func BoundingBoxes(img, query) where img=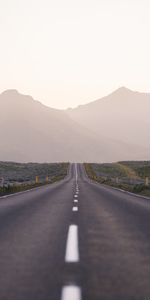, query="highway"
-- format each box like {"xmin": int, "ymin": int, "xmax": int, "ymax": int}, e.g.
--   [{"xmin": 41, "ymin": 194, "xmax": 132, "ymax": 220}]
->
[{"xmin": 0, "ymin": 164, "xmax": 150, "ymax": 300}]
